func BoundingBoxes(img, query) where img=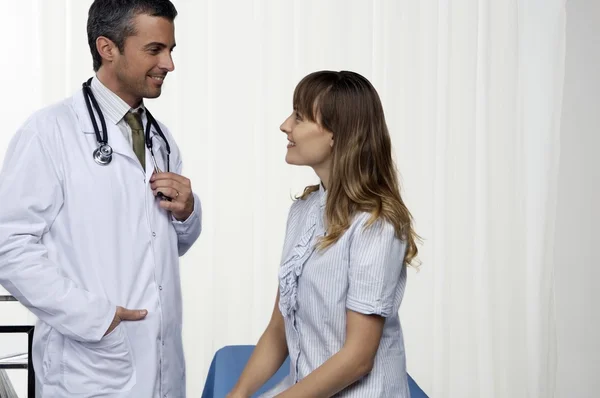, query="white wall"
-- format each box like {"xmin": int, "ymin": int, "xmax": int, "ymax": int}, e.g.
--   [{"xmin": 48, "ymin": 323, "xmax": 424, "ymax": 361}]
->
[{"xmin": 554, "ymin": 0, "xmax": 600, "ymax": 397}]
